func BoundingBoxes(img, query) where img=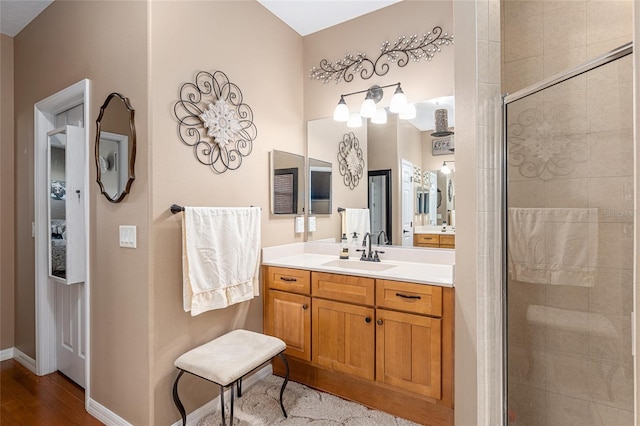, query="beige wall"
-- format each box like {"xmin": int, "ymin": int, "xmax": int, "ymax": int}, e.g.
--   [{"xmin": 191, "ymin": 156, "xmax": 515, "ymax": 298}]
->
[
  {"xmin": 1, "ymin": 34, "xmax": 15, "ymax": 351},
  {"xmin": 148, "ymin": 1, "xmax": 304, "ymax": 423},
  {"xmin": 13, "ymin": 0, "xmax": 150, "ymax": 423}
]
